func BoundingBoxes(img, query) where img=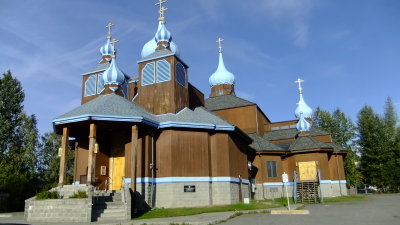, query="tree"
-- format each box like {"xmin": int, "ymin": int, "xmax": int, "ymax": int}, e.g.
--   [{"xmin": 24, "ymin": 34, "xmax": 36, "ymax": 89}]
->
[
  {"xmin": 37, "ymin": 132, "xmax": 62, "ymax": 188},
  {"xmin": 313, "ymin": 107, "xmax": 361, "ymax": 187},
  {"xmin": 0, "ymin": 71, "xmax": 39, "ymax": 211}
]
